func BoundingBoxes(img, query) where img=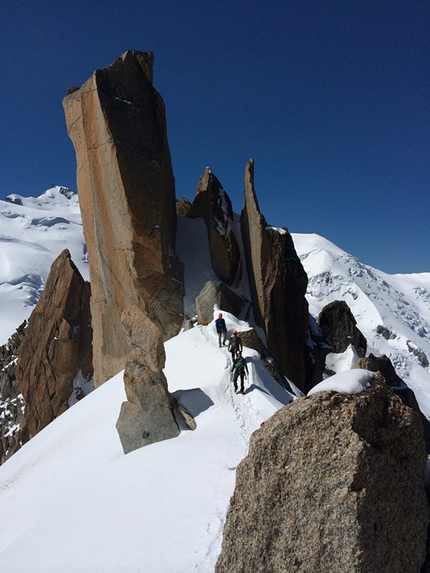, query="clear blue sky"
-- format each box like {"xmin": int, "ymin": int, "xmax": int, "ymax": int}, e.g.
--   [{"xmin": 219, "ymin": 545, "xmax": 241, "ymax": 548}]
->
[{"xmin": 1, "ymin": 0, "xmax": 429, "ymax": 274}]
